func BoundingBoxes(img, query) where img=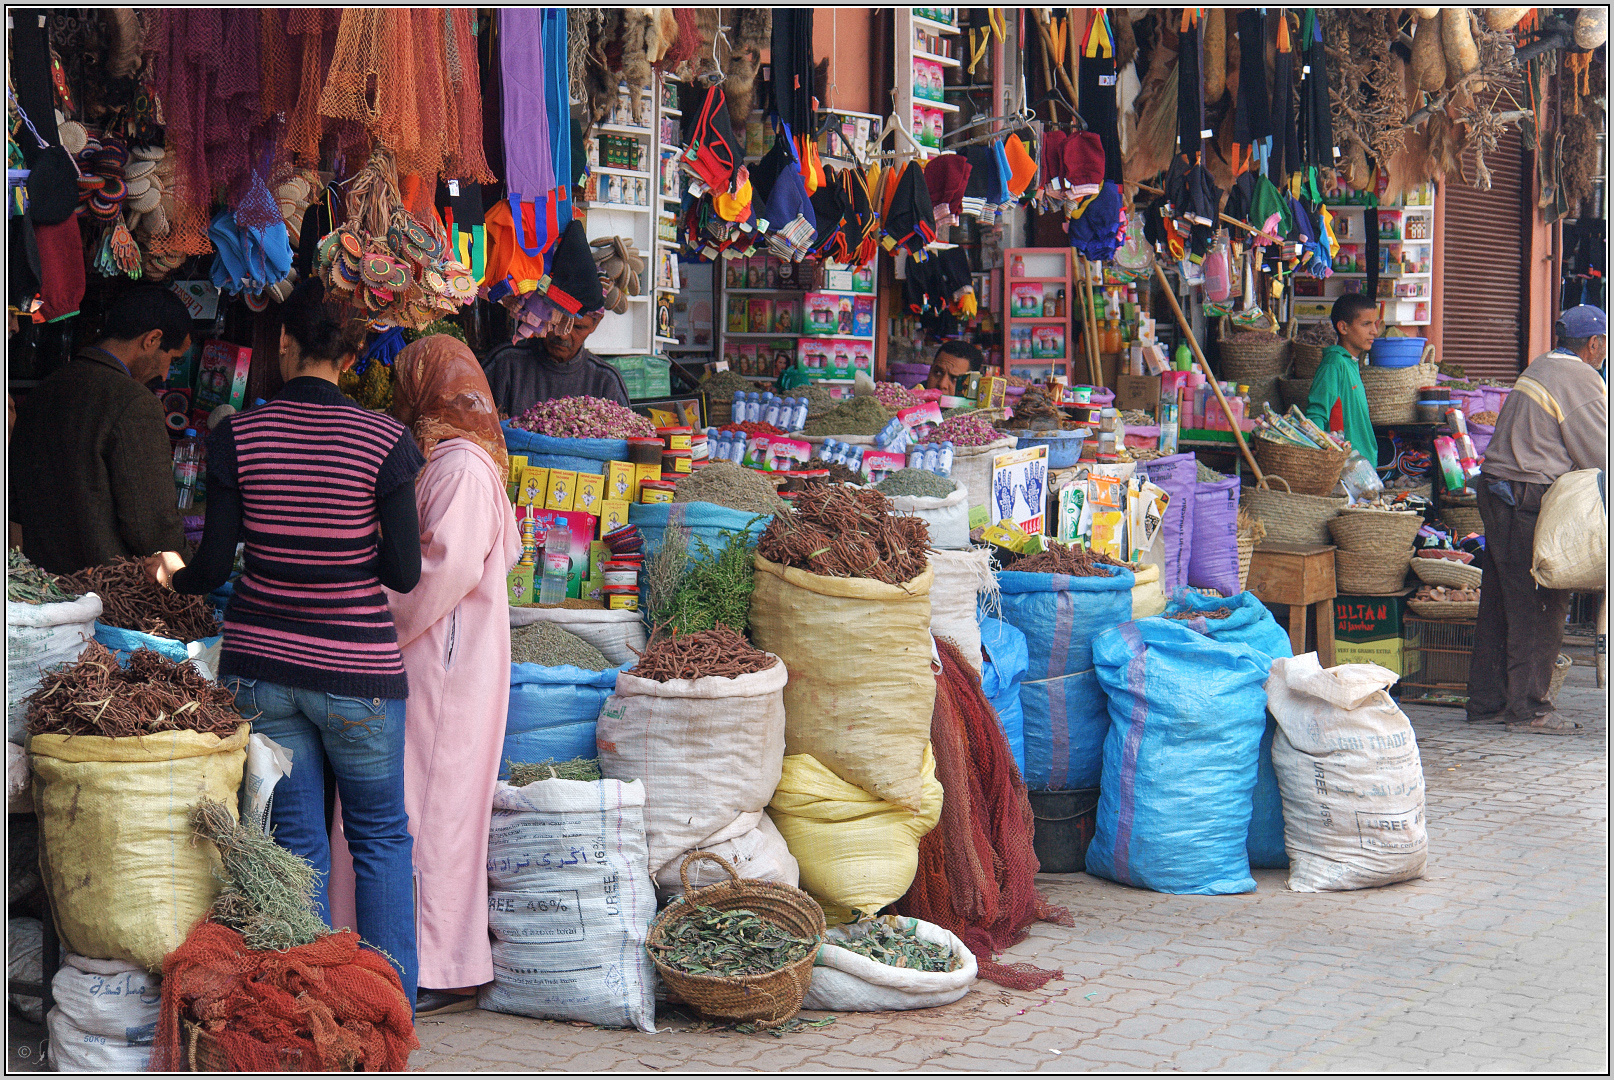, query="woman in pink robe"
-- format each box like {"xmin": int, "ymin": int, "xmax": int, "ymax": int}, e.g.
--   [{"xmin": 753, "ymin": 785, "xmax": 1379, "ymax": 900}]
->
[{"xmin": 328, "ymin": 334, "xmax": 519, "ymax": 1016}]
